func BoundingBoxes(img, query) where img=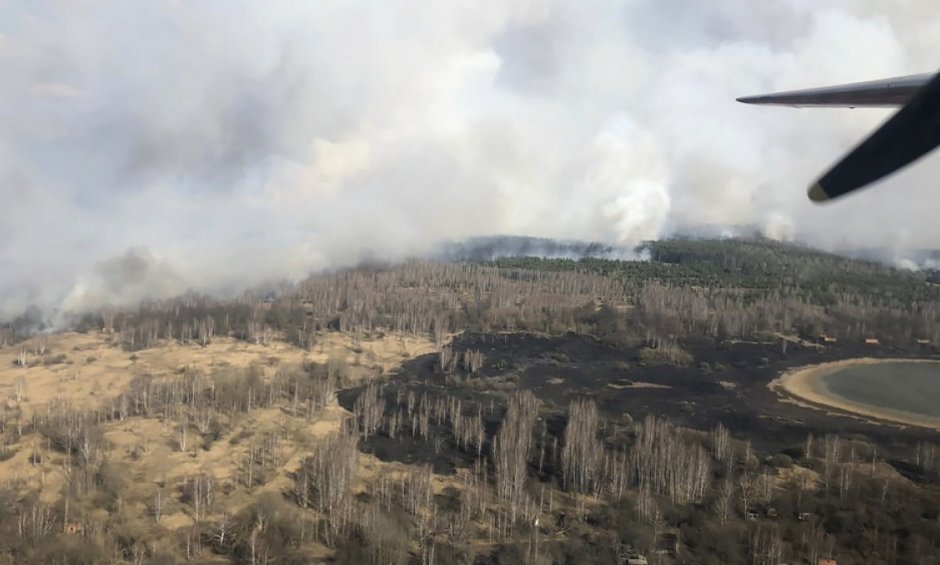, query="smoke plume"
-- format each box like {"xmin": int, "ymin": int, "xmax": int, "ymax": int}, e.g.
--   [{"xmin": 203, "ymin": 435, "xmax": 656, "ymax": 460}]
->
[{"xmin": 2, "ymin": 0, "xmax": 939, "ymax": 320}]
